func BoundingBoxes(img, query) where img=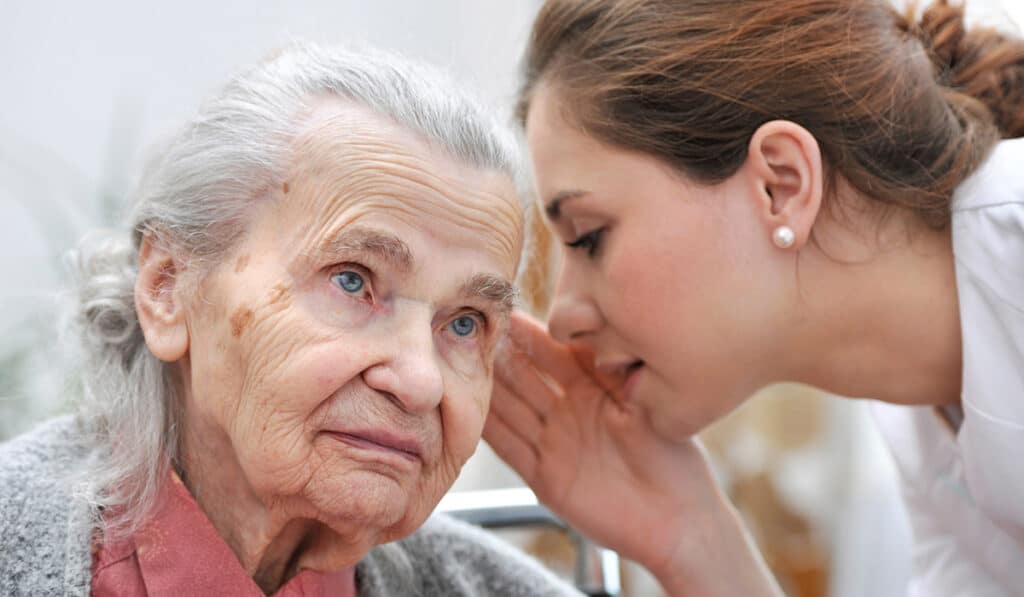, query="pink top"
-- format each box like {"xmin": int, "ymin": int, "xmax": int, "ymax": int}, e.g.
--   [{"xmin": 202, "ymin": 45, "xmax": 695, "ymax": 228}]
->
[{"xmin": 91, "ymin": 473, "xmax": 357, "ymax": 597}]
